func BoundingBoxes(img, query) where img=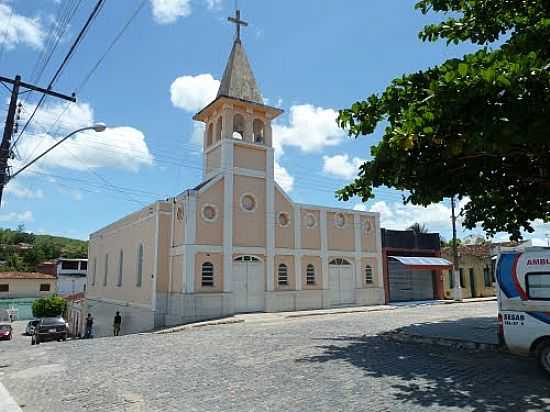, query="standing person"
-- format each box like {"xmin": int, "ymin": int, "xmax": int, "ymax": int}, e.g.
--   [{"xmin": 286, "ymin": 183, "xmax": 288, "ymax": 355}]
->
[
  {"xmin": 85, "ymin": 313, "xmax": 94, "ymax": 338},
  {"xmin": 113, "ymin": 312, "xmax": 122, "ymax": 336}
]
